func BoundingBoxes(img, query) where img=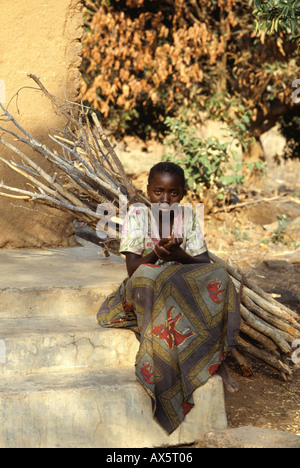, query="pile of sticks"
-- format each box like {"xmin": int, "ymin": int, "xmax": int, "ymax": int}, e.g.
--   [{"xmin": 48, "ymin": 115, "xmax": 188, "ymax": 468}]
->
[
  {"xmin": 0, "ymin": 75, "xmax": 299, "ymax": 380},
  {"xmin": 0, "ymin": 74, "xmax": 147, "ymax": 255},
  {"xmin": 209, "ymin": 252, "xmax": 300, "ymax": 381}
]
